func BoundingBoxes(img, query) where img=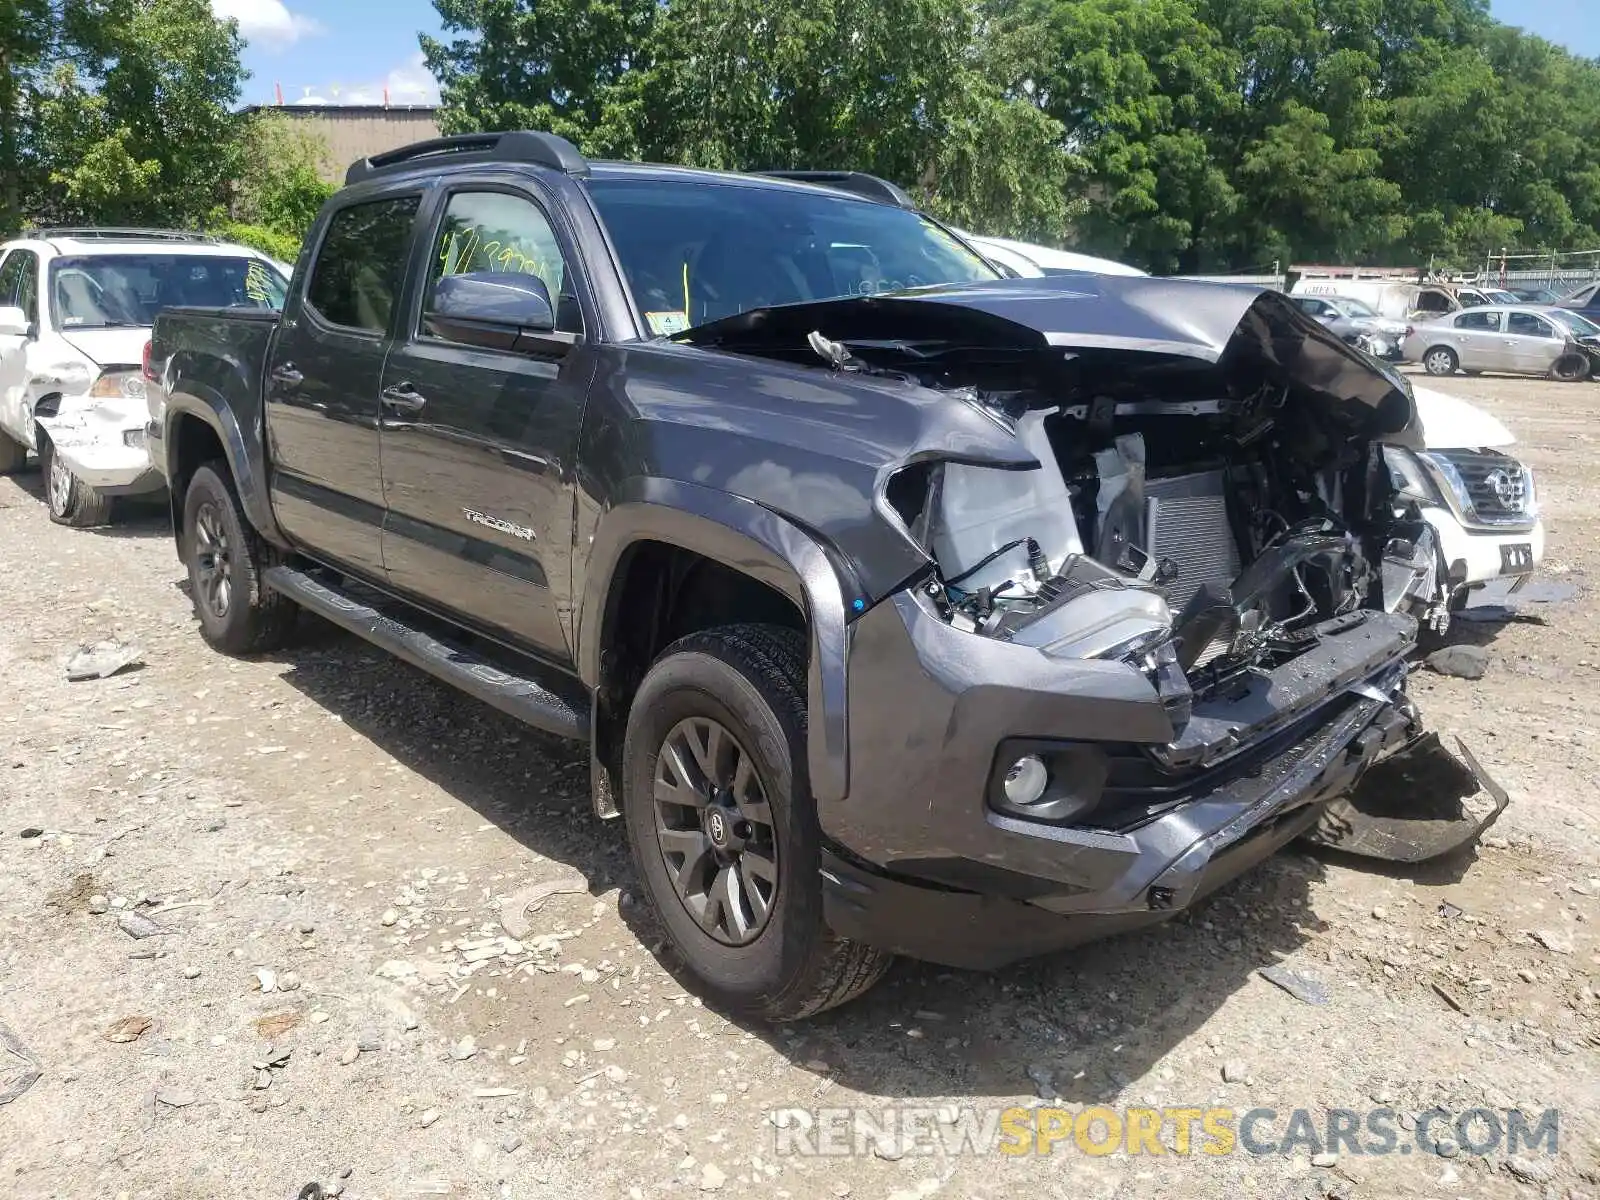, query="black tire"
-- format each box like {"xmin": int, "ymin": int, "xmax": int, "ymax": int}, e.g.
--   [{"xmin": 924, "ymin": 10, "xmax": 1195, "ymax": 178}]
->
[
  {"xmin": 181, "ymin": 461, "xmax": 297, "ymax": 654},
  {"xmin": 1423, "ymin": 346, "xmax": 1458, "ymax": 376},
  {"xmin": 0, "ymin": 430, "xmax": 26, "ymax": 474},
  {"xmin": 622, "ymin": 624, "xmax": 892, "ymax": 1020},
  {"xmin": 1551, "ymin": 353, "xmax": 1590, "ymax": 383},
  {"xmin": 39, "ymin": 436, "xmax": 112, "ymax": 527}
]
